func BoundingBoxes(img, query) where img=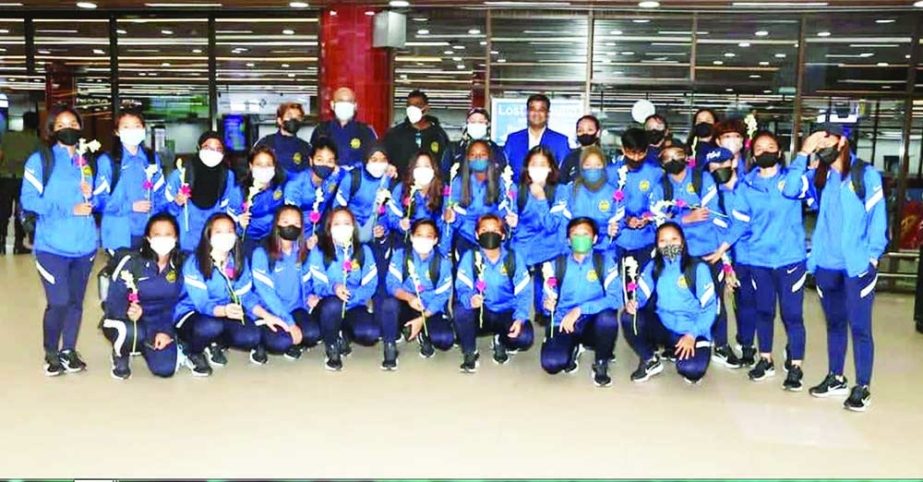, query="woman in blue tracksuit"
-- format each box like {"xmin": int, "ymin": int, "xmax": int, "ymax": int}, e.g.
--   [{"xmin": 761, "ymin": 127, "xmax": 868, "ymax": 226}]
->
[
  {"xmin": 379, "ymin": 219, "xmax": 454, "ymax": 370},
  {"xmin": 386, "ymin": 151, "xmax": 451, "ymax": 255},
  {"xmin": 685, "ymin": 108, "xmax": 720, "ymax": 169},
  {"xmin": 97, "ymin": 110, "xmax": 166, "ymax": 253},
  {"xmin": 625, "ymin": 222, "xmax": 716, "ymax": 384},
  {"xmin": 612, "ymin": 128, "xmax": 662, "ymax": 279},
  {"xmin": 793, "ymin": 126, "xmax": 888, "ymax": 412},
  {"xmin": 558, "ymin": 145, "xmax": 620, "ymax": 254},
  {"xmin": 165, "ymin": 131, "xmax": 236, "ymax": 253},
  {"xmin": 440, "ymin": 107, "xmax": 507, "ymax": 180},
  {"xmin": 229, "ymin": 146, "xmax": 286, "ymax": 258},
  {"xmin": 283, "ymin": 136, "xmax": 344, "ymax": 247},
  {"xmin": 649, "ymin": 144, "xmax": 739, "ymax": 368},
  {"xmin": 251, "ymin": 205, "xmax": 317, "ymax": 363},
  {"xmin": 733, "ymin": 131, "xmax": 813, "ymax": 390},
  {"xmin": 539, "ymin": 216, "xmax": 621, "ymax": 388},
  {"xmin": 455, "ymin": 213, "xmax": 534, "ymax": 373},
  {"xmin": 102, "ymin": 213, "xmax": 182, "ymax": 380},
  {"xmin": 21, "ymin": 106, "xmax": 101, "ymax": 376},
  {"xmin": 307, "ymin": 206, "xmax": 378, "ymax": 371},
  {"xmin": 174, "ymin": 213, "xmax": 288, "ymax": 376},
  {"xmin": 511, "ymin": 145, "xmax": 568, "ymax": 326},
  {"xmin": 445, "ymin": 139, "xmax": 505, "ymax": 256}
]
